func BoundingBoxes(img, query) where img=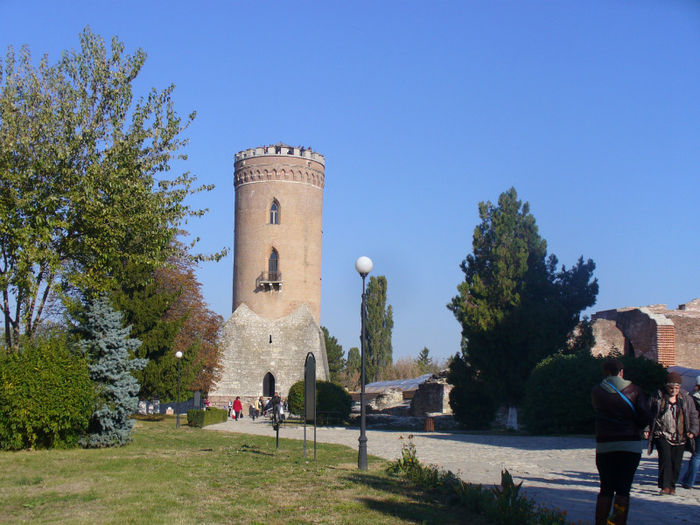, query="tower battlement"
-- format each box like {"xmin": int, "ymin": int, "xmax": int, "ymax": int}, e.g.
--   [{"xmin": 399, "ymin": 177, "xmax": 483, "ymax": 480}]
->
[{"xmin": 234, "ymin": 143, "xmax": 325, "ymax": 165}]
